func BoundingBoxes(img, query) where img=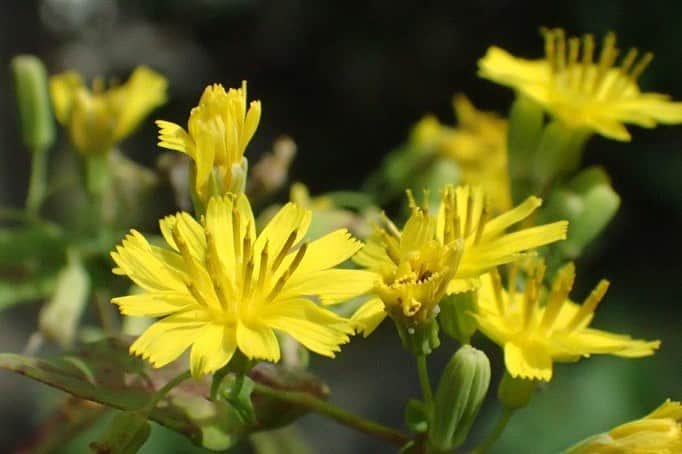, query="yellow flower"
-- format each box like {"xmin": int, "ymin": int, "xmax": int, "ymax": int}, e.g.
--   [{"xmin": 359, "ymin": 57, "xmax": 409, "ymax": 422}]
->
[
  {"xmin": 111, "ymin": 194, "xmax": 375, "ymax": 378},
  {"xmin": 156, "ymin": 82, "xmax": 261, "ymax": 205},
  {"xmin": 474, "ymin": 262, "xmax": 660, "ymax": 381},
  {"xmin": 412, "ymin": 95, "xmax": 511, "ymax": 212},
  {"xmin": 50, "ymin": 66, "xmax": 167, "ymax": 154},
  {"xmin": 351, "ymin": 185, "xmax": 568, "ymax": 336},
  {"xmin": 478, "ymin": 28, "xmax": 682, "ymax": 141},
  {"xmin": 565, "ymin": 399, "xmax": 682, "ymax": 453}
]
